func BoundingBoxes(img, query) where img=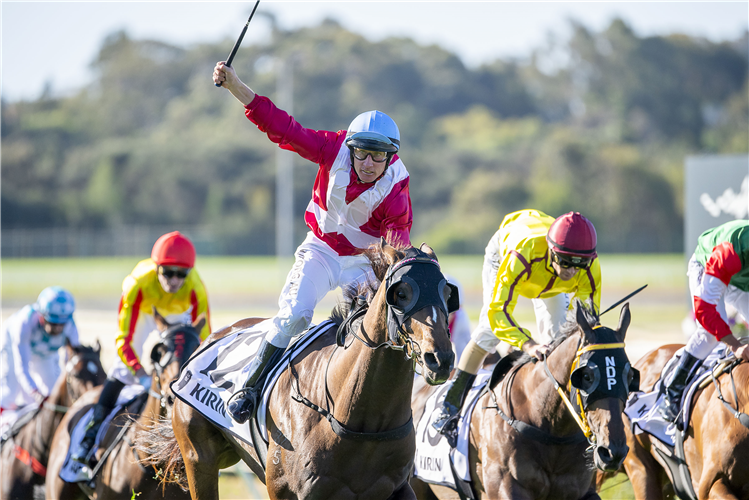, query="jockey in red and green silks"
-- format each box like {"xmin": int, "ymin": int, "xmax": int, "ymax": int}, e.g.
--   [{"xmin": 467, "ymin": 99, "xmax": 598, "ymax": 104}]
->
[{"xmin": 661, "ymin": 220, "xmax": 749, "ymax": 421}]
